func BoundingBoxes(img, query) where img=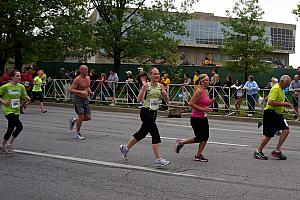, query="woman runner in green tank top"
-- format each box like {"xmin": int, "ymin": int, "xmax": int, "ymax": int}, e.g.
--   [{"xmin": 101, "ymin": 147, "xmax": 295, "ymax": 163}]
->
[{"xmin": 119, "ymin": 67, "xmax": 171, "ymax": 166}]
